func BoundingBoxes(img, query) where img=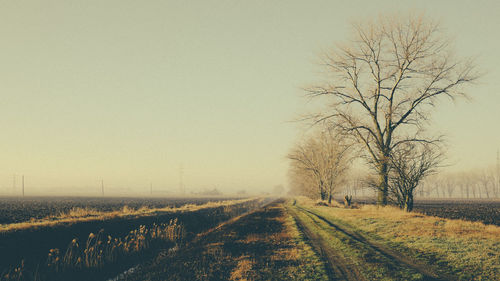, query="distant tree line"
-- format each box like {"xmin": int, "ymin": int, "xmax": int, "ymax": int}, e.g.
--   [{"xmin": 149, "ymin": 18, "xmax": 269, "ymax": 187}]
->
[{"xmin": 419, "ymin": 167, "xmax": 500, "ymax": 199}]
